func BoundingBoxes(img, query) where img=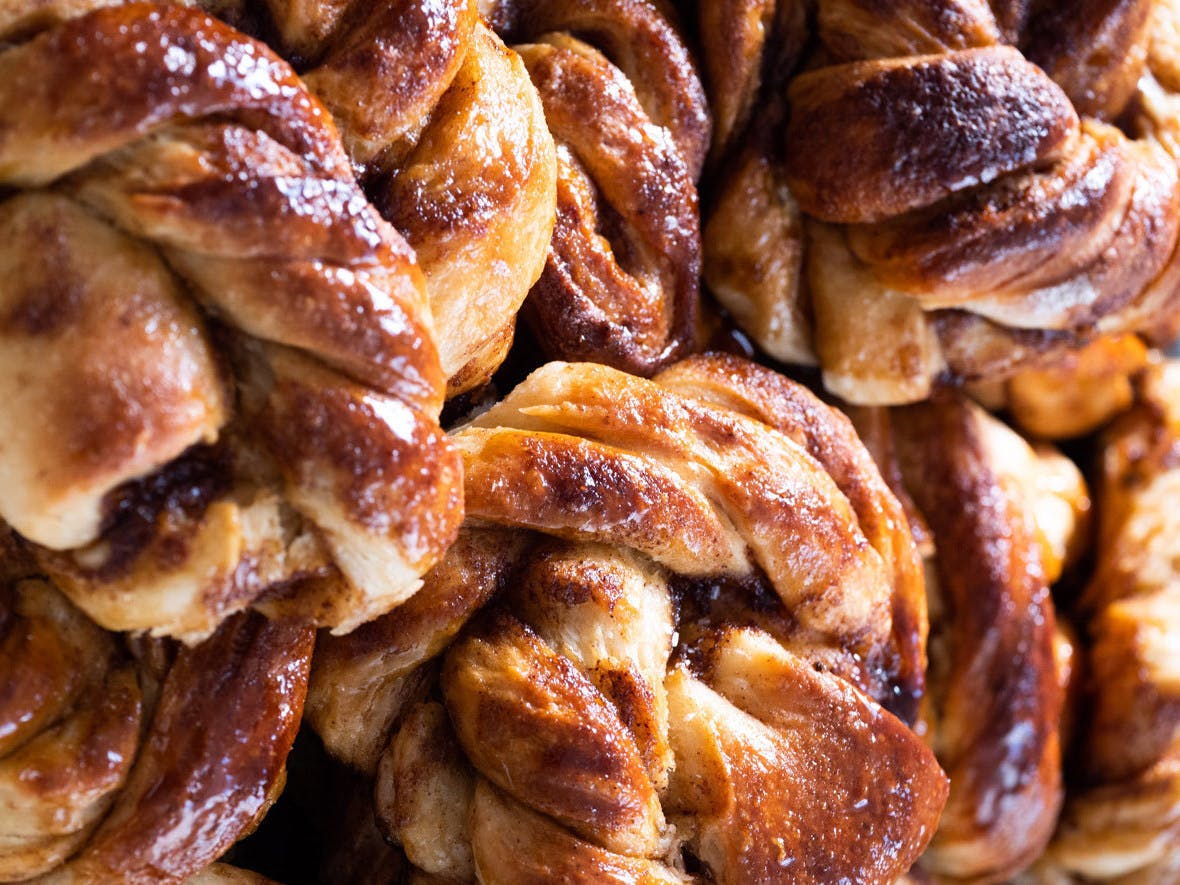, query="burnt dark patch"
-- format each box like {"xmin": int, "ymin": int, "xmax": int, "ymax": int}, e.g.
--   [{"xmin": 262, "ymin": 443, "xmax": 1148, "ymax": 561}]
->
[{"xmin": 94, "ymin": 443, "xmax": 233, "ymax": 578}]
